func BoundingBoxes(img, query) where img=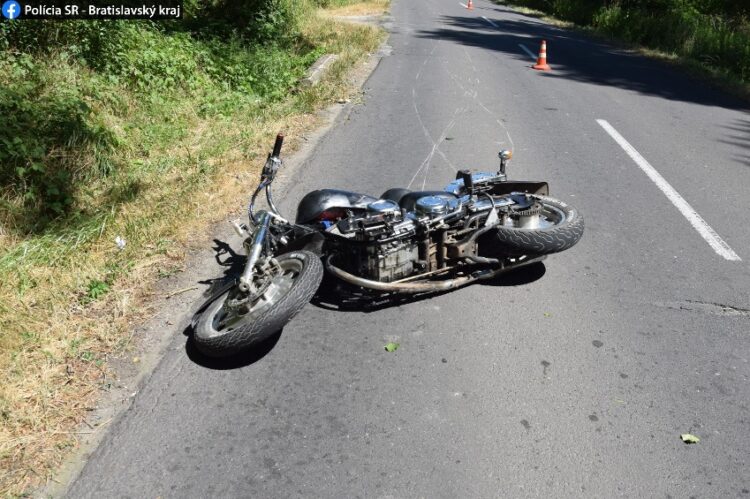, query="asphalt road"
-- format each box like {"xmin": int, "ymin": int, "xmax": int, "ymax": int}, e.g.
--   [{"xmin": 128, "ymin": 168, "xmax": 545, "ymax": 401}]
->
[{"xmin": 67, "ymin": 0, "xmax": 750, "ymax": 497}]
